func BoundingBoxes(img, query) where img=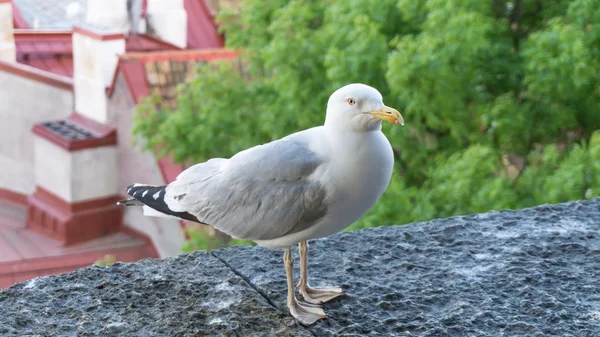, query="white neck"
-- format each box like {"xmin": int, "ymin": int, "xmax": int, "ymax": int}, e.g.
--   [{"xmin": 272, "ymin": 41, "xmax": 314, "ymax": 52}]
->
[{"xmin": 324, "ymin": 114, "xmax": 382, "ymax": 132}]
